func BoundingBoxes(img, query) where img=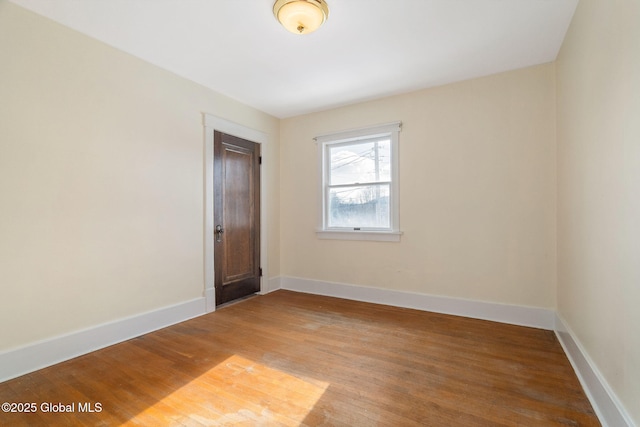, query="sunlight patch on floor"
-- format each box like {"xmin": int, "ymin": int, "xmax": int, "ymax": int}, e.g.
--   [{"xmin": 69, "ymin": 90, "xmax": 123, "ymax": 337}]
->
[{"xmin": 130, "ymin": 354, "xmax": 330, "ymax": 426}]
